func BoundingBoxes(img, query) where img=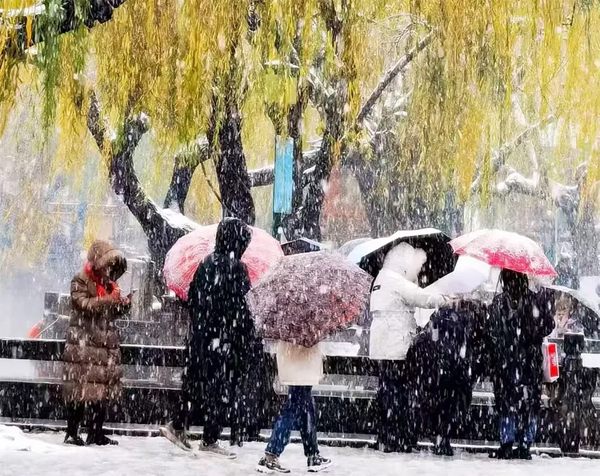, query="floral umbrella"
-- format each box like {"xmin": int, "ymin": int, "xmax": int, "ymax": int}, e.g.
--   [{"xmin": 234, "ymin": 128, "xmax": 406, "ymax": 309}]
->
[
  {"xmin": 163, "ymin": 224, "xmax": 283, "ymax": 300},
  {"xmin": 247, "ymin": 251, "xmax": 373, "ymax": 348}
]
